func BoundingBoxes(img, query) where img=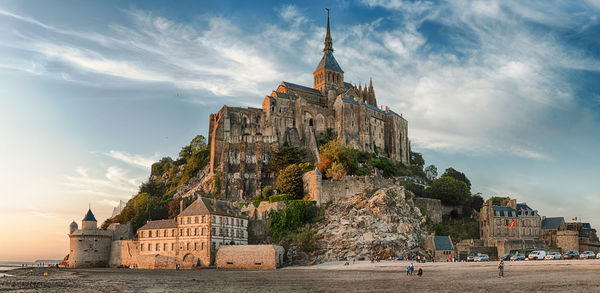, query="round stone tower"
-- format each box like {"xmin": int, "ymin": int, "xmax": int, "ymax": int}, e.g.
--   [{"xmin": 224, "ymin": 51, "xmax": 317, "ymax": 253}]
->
[
  {"xmin": 69, "ymin": 221, "xmax": 78, "ymax": 234},
  {"xmin": 68, "ymin": 209, "xmax": 113, "ymax": 268}
]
